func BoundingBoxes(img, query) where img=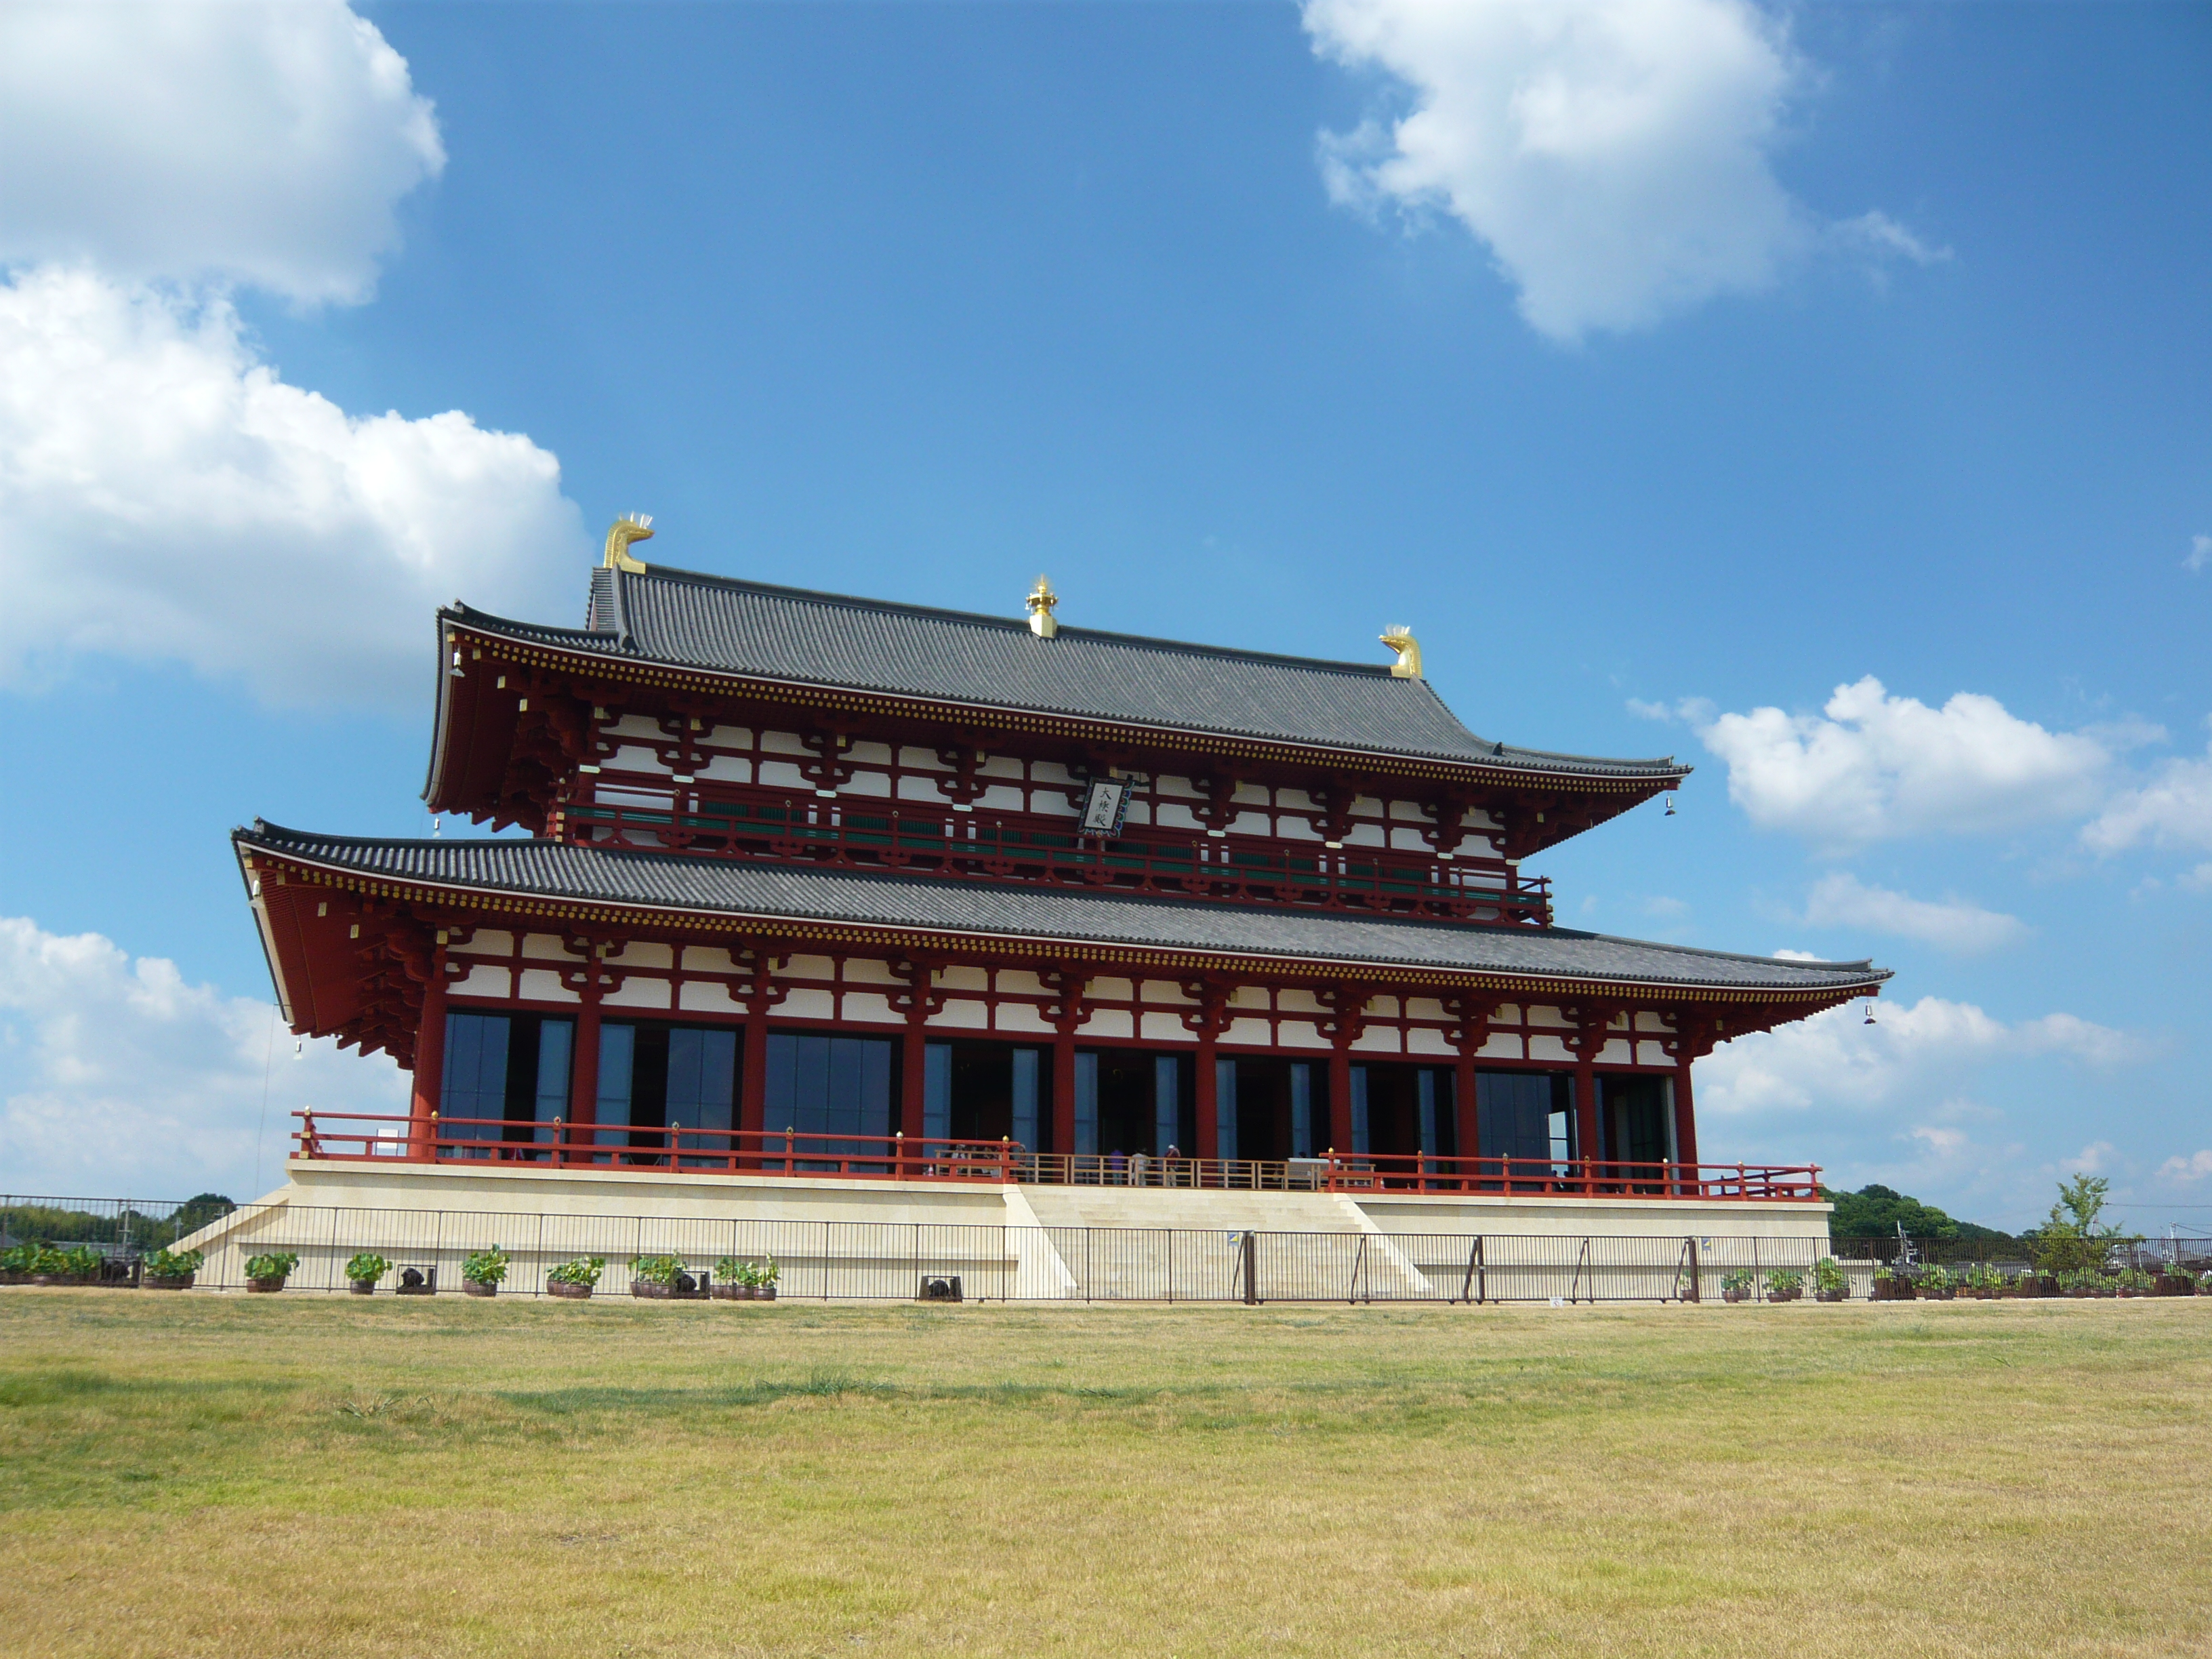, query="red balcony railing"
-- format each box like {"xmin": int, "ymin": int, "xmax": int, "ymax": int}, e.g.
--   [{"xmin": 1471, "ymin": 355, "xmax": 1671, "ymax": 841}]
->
[
  {"xmin": 552, "ymin": 785, "xmax": 1553, "ymax": 925},
  {"xmin": 291, "ymin": 1113, "xmax": 1818, "ymax": 1200}
]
